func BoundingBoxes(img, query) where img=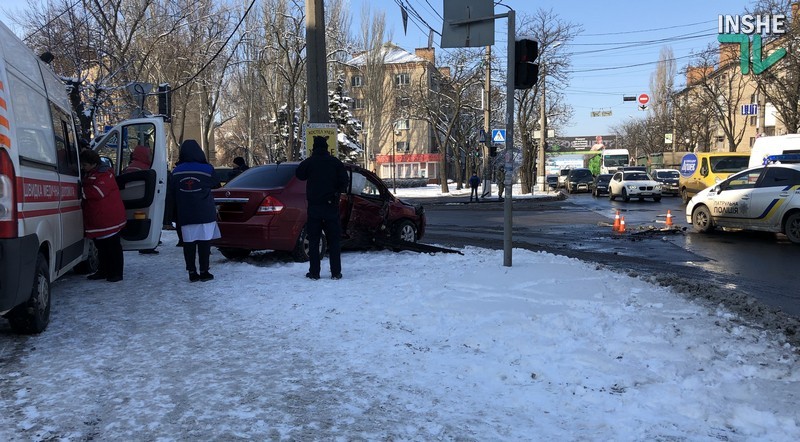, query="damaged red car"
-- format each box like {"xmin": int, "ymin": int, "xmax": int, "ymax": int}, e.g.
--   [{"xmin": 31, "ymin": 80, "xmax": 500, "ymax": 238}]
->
[{"xmin": 211, "ymin": 162, "xmax": 426, "ymax": 261}]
